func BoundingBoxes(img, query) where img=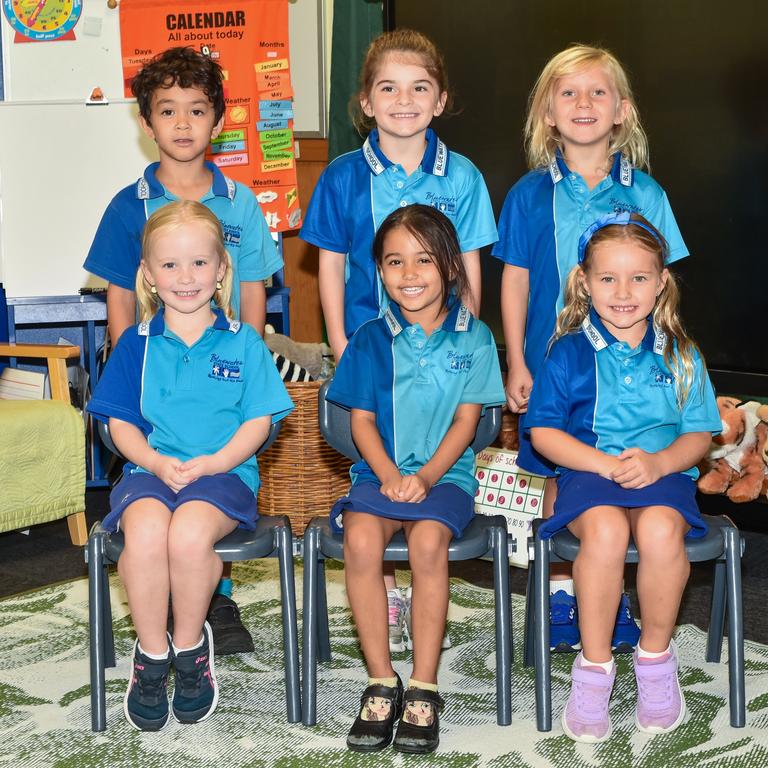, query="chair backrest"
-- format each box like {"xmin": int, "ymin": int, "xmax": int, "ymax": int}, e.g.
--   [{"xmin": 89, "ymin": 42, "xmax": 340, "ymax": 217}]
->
[
  {"xmin": 318, "ymin": 378, "xmax": 501, "ymax": 463},
  {"xmin": 97, "ymin": 418, "xmax": 281, "ymax": 460}
]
